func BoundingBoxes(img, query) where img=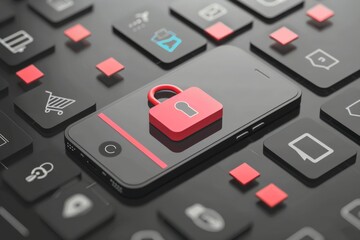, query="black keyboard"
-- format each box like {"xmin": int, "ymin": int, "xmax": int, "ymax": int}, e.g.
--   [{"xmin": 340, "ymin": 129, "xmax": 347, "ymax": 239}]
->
[{"xmin": 0, "ymin": 0, "xmax": 359, "ymax": 239}]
